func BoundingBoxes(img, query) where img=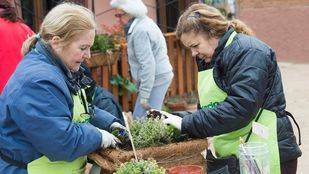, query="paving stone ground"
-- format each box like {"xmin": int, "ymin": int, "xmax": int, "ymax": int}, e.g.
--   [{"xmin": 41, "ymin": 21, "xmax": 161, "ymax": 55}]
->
[{"xmin": 279, "ymin": 62, "xmax": 309, "ymax": 174}]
